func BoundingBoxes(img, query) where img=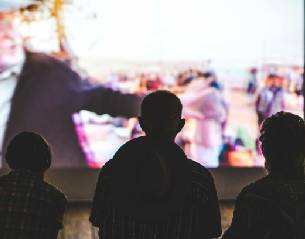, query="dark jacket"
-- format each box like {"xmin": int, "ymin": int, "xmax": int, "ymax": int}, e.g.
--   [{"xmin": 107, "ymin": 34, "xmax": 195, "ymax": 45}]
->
[
  {"xmin": 90, "ymin": 136, "xmax": 222, "ymax": 239},
  {"xmin": 223, "ymin": 175, "xmax": 305, "ymax": 239},
  {"xmin": 3, "ymin": 52, "xmax": 141, "ymax": 167}
]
